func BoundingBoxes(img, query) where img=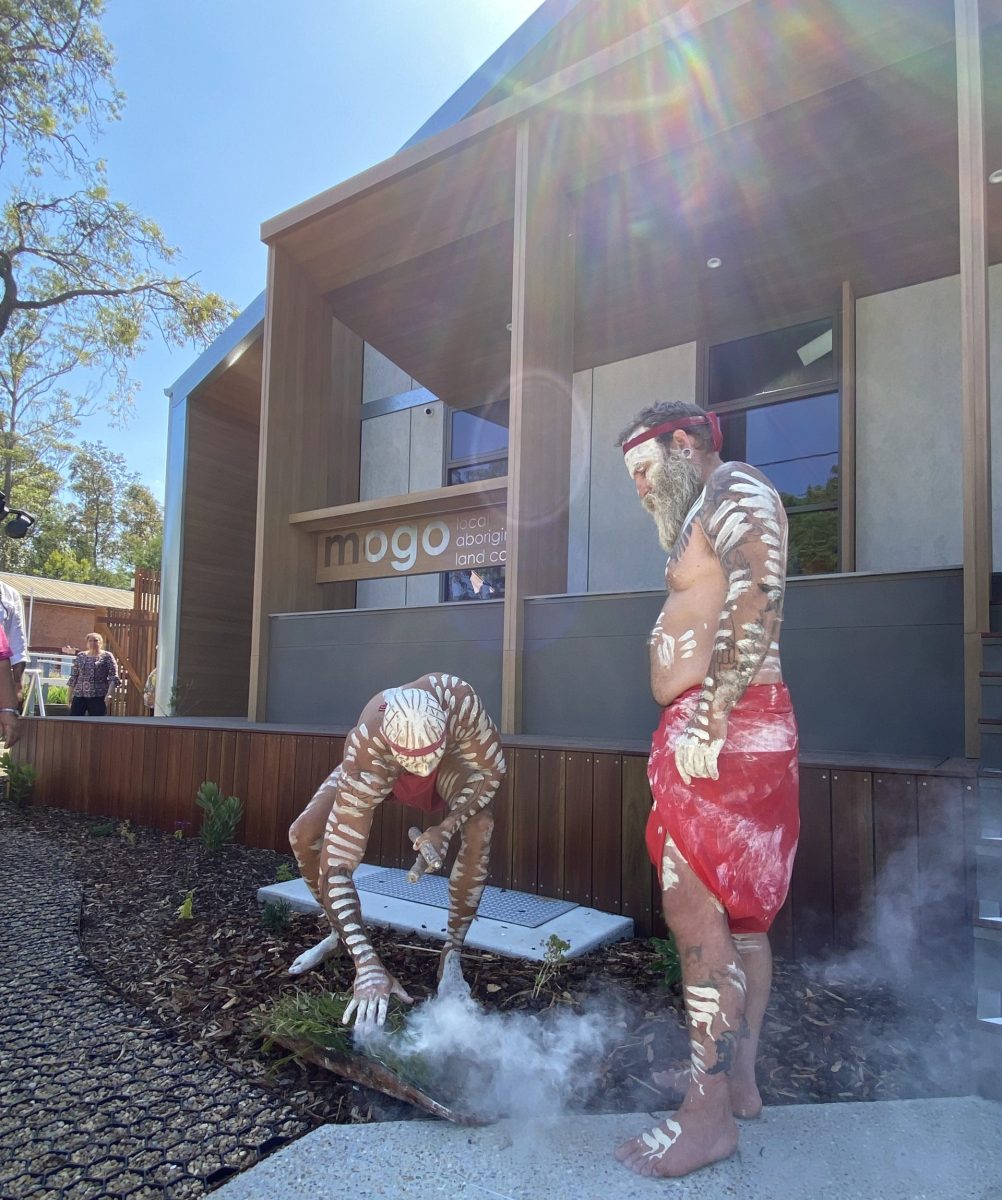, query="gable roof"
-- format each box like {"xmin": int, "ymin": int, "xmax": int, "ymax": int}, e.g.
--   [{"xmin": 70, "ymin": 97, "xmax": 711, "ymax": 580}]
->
[{"xmin": 0, "ymin": 572, "xmax": 135, "ymax": 610}]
